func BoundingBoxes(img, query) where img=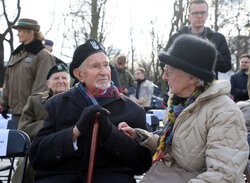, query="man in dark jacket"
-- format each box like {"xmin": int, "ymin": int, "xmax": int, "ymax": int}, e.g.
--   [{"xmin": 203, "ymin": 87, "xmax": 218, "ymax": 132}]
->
[
  {"xmin": 165, "ymin": 0, "xmax": 231, "ymax": 79},
  {"xmin": 230, "ymin": 54, "xmax": 250, "ymax": 102},
  {"xmin": 29, "ymin": 39, "xmax": 152, "ymax": 183}
]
